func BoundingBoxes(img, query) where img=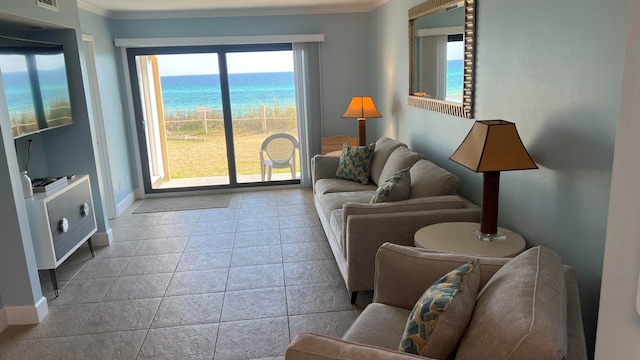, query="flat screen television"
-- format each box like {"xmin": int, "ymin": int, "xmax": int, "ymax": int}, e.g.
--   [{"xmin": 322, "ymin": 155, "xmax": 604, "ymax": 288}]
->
[{"xmin": 0, "ymin": 35, "xmax": 73, "ymax": 139}]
